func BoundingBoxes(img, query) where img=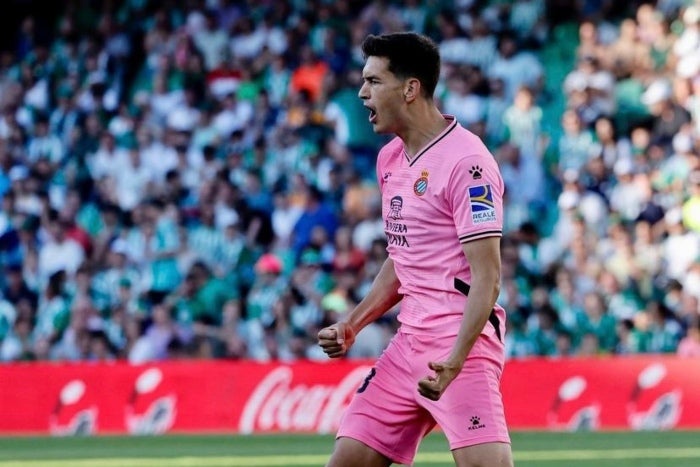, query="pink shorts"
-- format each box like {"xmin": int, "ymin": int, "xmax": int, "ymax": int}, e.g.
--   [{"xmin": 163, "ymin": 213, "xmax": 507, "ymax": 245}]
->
[{"xmin": 337, "ymin": 328, "xmax": 510, "ymax": 465}]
